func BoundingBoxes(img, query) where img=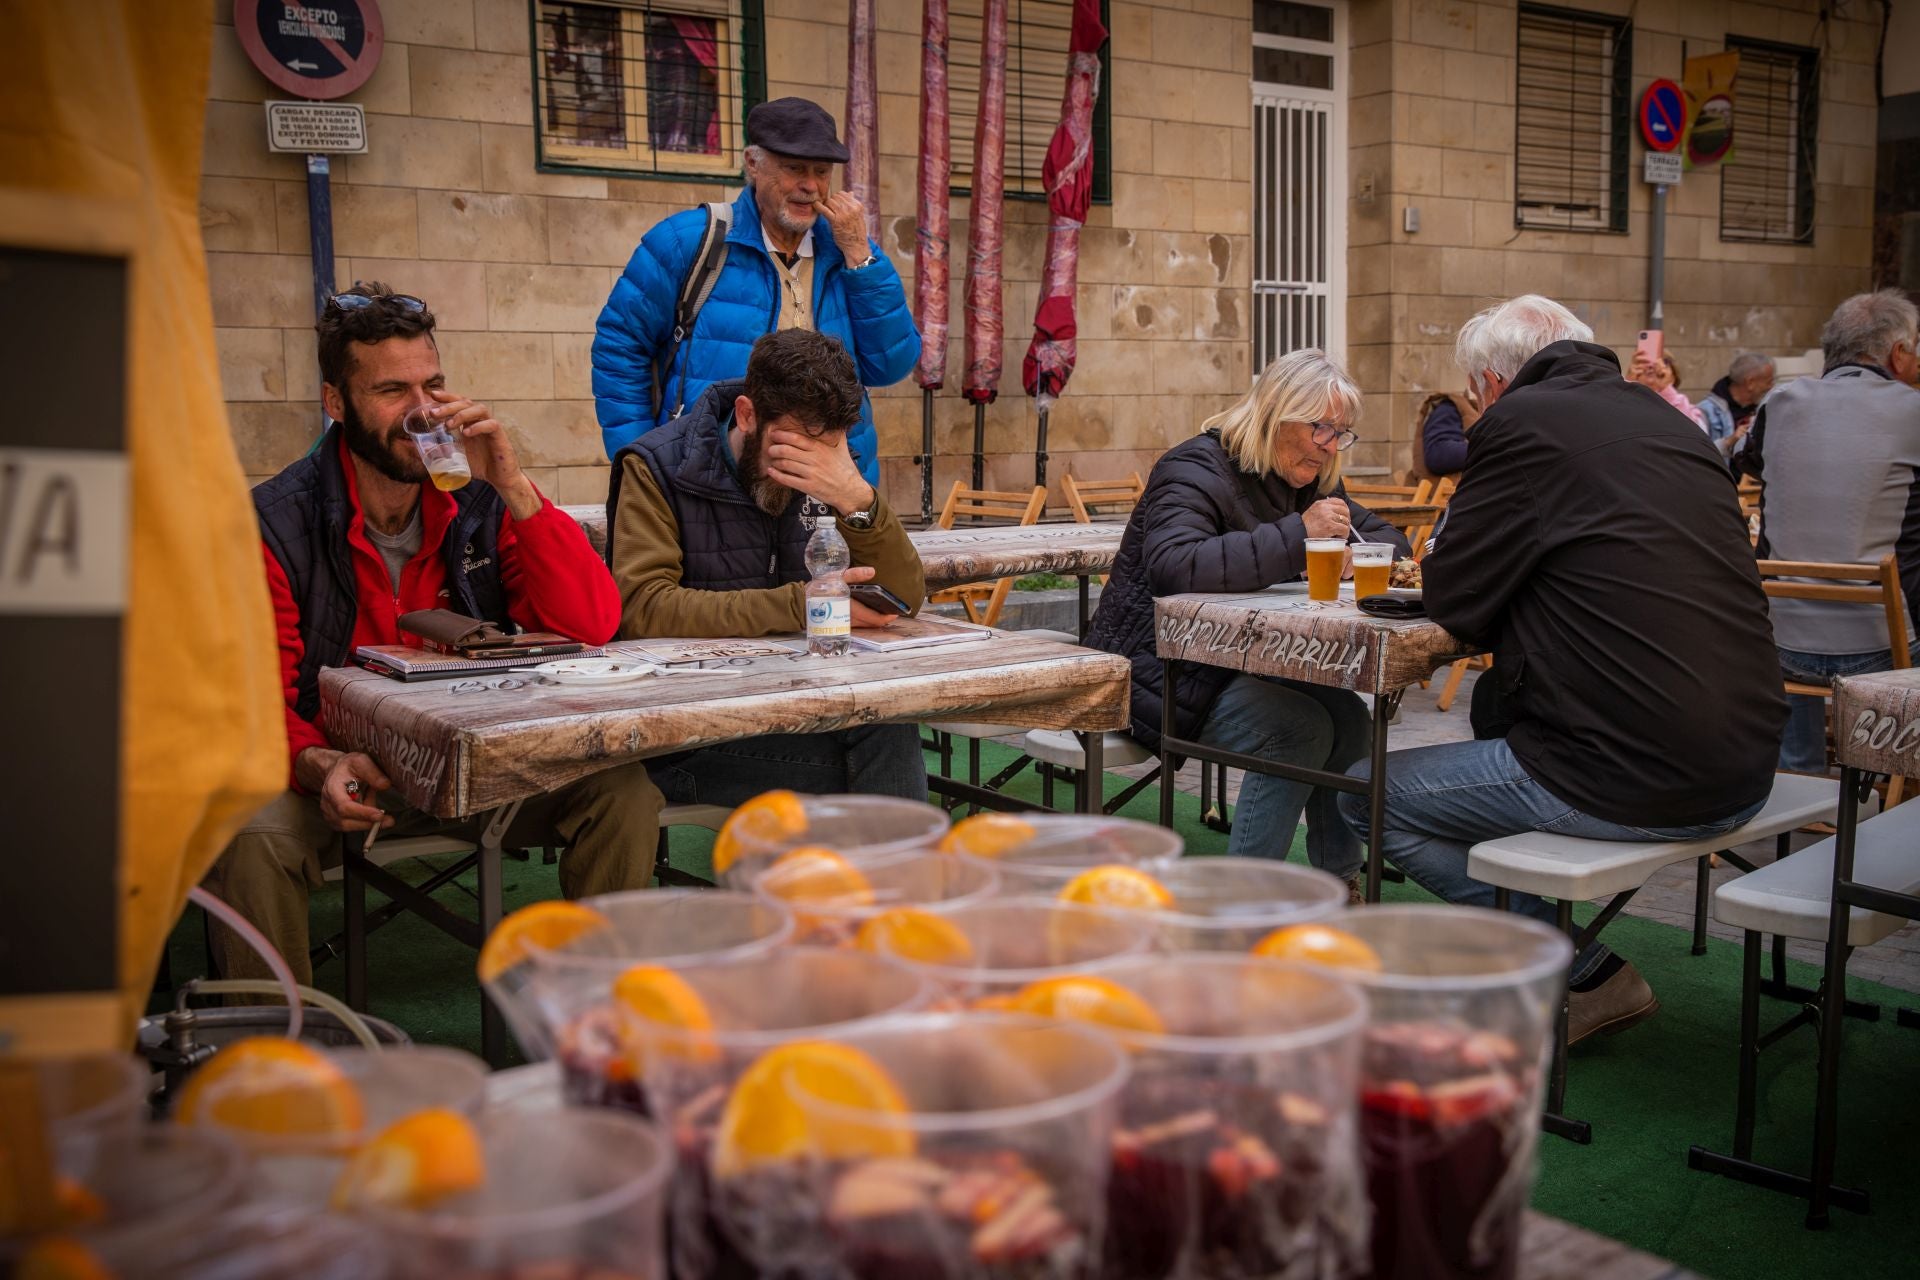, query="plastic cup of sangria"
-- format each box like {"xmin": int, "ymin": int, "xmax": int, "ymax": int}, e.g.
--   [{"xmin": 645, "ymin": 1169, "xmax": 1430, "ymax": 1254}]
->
[
  {"xmin": 367, "ymin": 1107, "xmax": 672, "ymax": 1280},
  {"xmin": 1277, "ymin": 906, "xmax": 1571, "ymax": 1280},
  {"xmin": 940, "ymin": 812, "xmax": 1184, "ymax": 895},
  {"xmin": 3, "ymin": 1126, "xmax": 250, "ymax": 1272},
  {"xmin": 478, "ymin": 889, "xmax": 794, "ymax": 1087},
  {"xmin": 714, "ymin": 1012, "xmax": 1130, "ymax": 1280},
  {"xmin": 752, "ymin": 846, "xmax": 1001, "ymax": 948},
  {"xmin": 42, "ymin": 1199, "xmax": 391, "ymax": 1280},
  {"xmin": 862, "ymin": 897, "xmax": 1156, "ymax": 1010},
  {"xmin": 613, "ymin": 946, "xmax": 933, "ymax": 1280},
  {"xmin": 1067, "ymin": 953, "xmax": 1368, "ymax": 1280},
  {"xmin": 711, "ymin": 790, "xmax": 950, "ymax": 889},
  {"xmin": 169, "ymin": 1039, "xmax": 489, "ymax": 1202},
  {"xmin": 1137, "ymin": 856, "xmax": 1348, "ymax": 952}
]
